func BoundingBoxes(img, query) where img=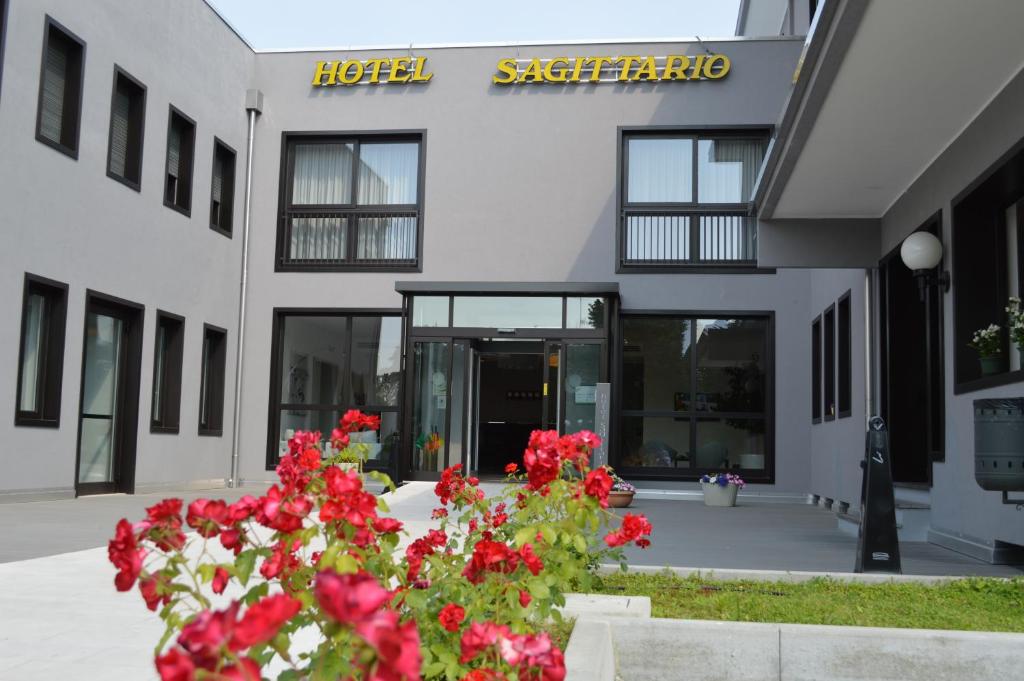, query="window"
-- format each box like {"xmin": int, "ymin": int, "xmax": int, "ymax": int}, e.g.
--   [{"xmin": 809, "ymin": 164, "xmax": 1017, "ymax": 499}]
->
[
  {"xmin": 277, "ymin": 134, "xmax": 423, "ymax": 271},
  {"xmin": 619, "ymin": 130, "xmax": 768, "ymax": 270},
  {"xmin": 210, "ymin": 138, "xmax": 236, "ymax": 237},
  {"xmin": 823, "ymin": 304, "xmax": 835, "ymax": 420},
  {"xmin": 837, "ymin": 292, "xmax": 852, "ymax": 417},
  {"xmin": 151, "ymin": 312, "xmax": 184, "ymax": 433},
  {"xmin": 106, "ymin": 66, "xmax": 146, "ymax": 189},
  {"xmin": 811, "ymin": 316, "xmax": 821, "ymax": 423},
  {"xmin": 198, "ymin": 324, "xmax": 226, "ymax": 435},
  {"xmin": 164, "ymin": 106, "xmax": 196, "ymax": 215},
  {"xmin": 1, "ymin": 0, "xmax": 10, "ymax": 104},
  {"xmin": 16, "ymin": 274, "xmax": 68, "ymax": 427},
  {"xmin": 952, "ymin": 136, "xmax": 1024, "ymax": 392},
  {"xmin": 619, "ymin": 314, "xmax": 771, "ymax": 480},
  {"xmin": 35, "ymin": 17, "xmax": 85, "ymax": 158},
  {"xmin": 267, "ymin": 311, "xmax": 403, "ymax": 469}
]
